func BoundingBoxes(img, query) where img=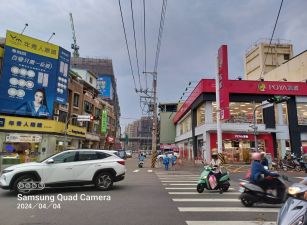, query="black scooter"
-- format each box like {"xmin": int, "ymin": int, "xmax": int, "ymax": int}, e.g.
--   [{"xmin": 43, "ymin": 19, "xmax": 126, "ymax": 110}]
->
[
  {"xmin": 277, "ymin": 182, "xmax": 307, "ymax": 225},
  {"xmin": 239, "ymin": 175, "xmax": 288, "ymax": 207}
]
